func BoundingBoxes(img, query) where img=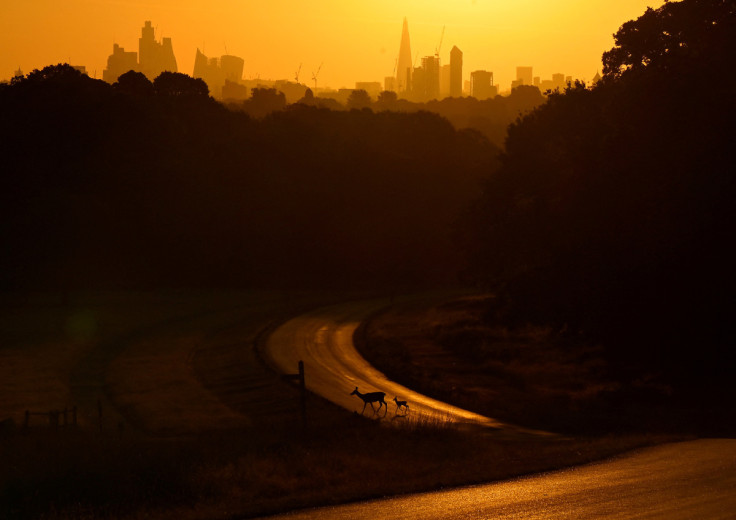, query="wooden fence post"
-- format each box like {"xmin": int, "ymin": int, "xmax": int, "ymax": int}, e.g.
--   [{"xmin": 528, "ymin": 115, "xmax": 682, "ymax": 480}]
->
[{"xmin": 282, "ymin": 361, "xmax": 307, "ymax": 431}]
